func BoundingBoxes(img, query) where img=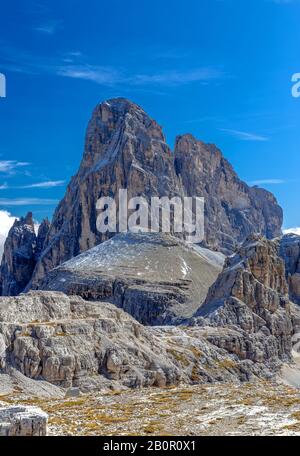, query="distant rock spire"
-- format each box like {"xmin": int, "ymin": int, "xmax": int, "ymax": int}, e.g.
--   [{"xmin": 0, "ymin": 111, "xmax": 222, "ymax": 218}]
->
[{"xmin": 0, "ymin": 212, "xmax": 37, "ymax": 296}]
